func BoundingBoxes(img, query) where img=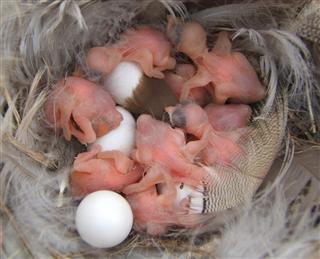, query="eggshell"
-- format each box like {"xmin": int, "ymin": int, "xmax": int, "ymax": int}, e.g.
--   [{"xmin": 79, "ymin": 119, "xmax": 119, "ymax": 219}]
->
[
  {"xmin": 104, "ymin": 61, "xmax": 142, "ymax": 105},
  {"xmin": 75, "ymin": 190, "xmax": 133, "ymax": 248},
  {"xmin": 175, "ymin": 183, "xmax": 204, "ymax": 213},
  {"xmin": 92, "ymin": 106, "xmax": 136, "ymax": 156}
]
